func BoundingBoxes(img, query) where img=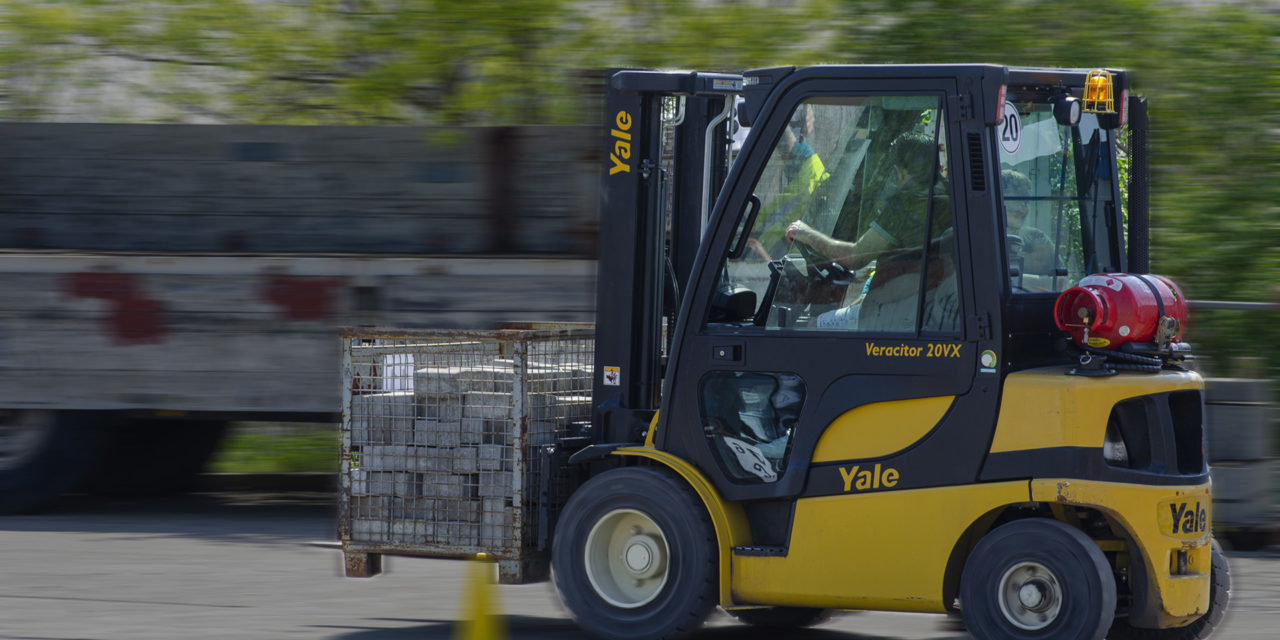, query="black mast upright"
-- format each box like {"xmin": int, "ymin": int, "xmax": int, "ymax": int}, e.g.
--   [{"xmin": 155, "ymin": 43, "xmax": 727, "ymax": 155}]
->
[{"xmin": 590, "ymin": 71, "xmax": 742, "ymax": 444}]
